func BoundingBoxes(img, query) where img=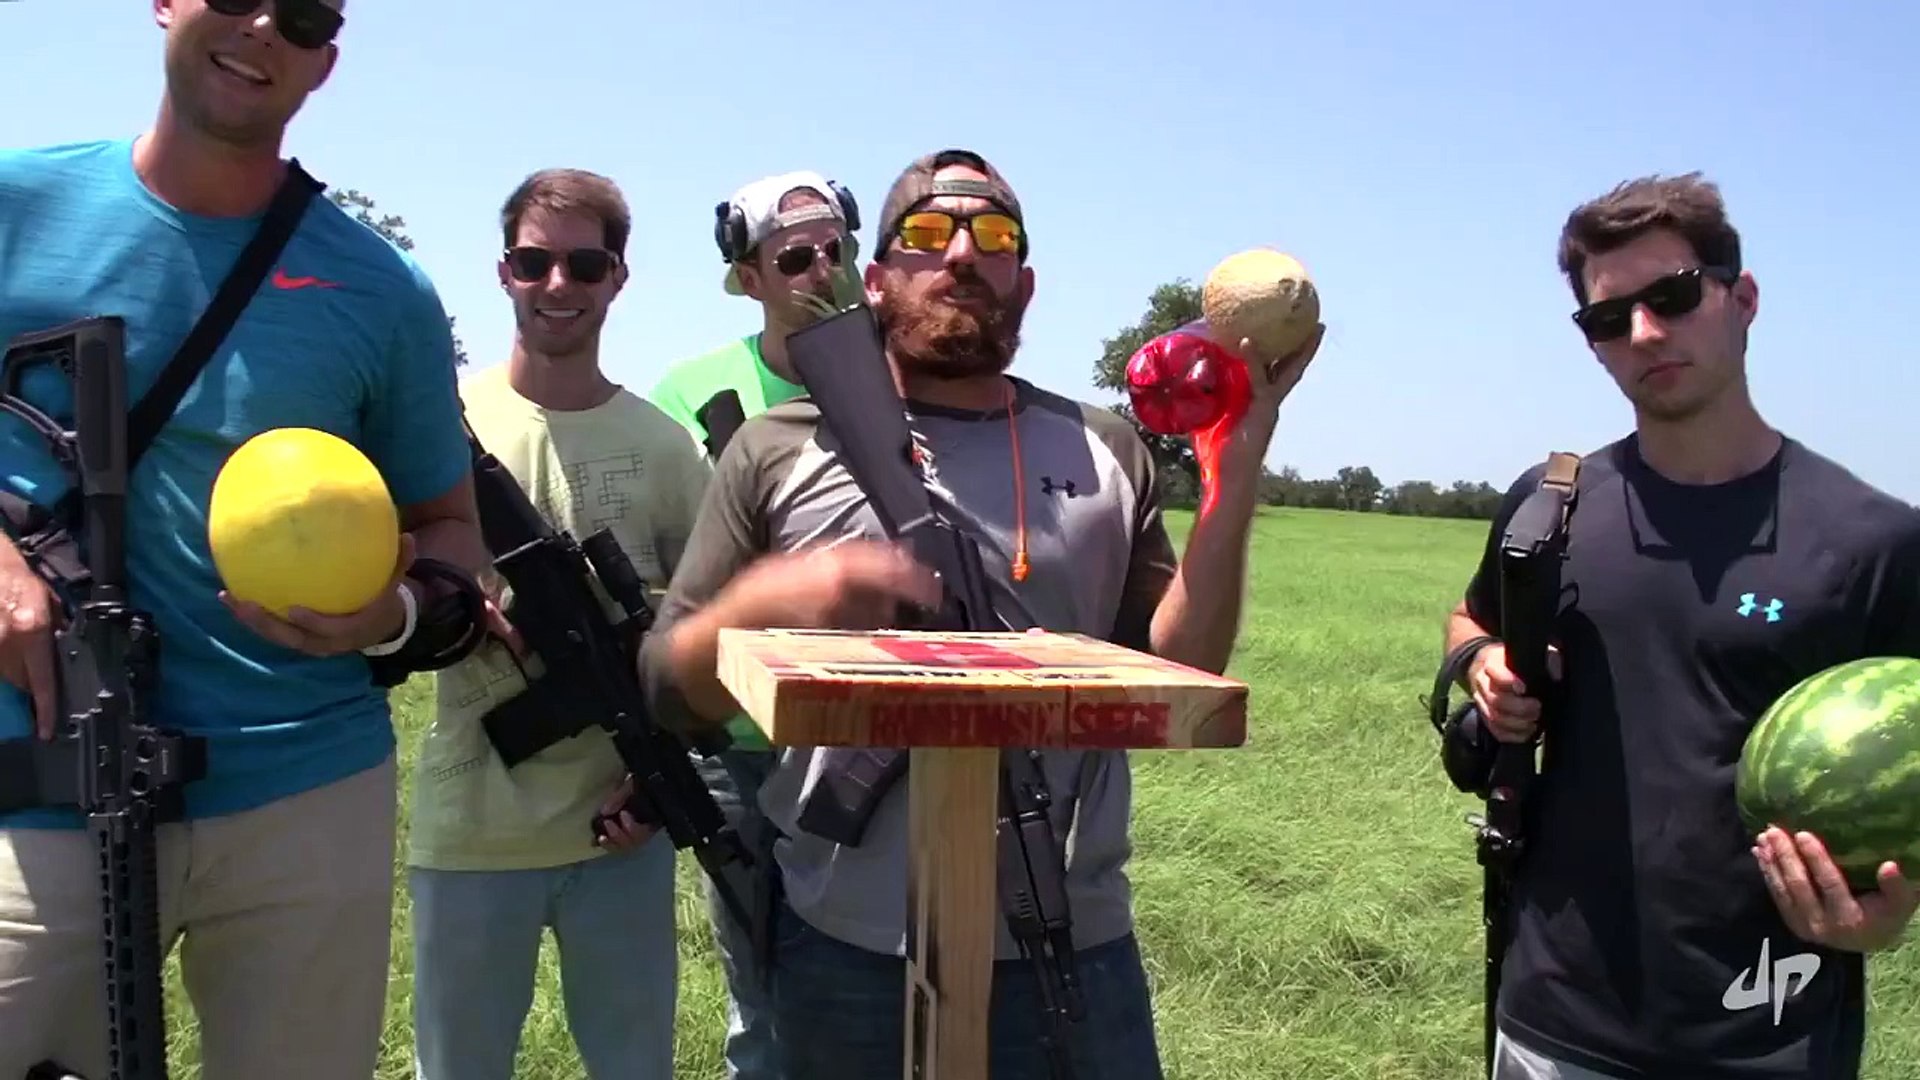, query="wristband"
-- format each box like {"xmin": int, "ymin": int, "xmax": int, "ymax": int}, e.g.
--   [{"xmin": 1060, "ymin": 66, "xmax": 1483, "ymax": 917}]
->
[
  {"xmin": 360, "ymin": 582, "xmax": 419, "ymax": 658},
  {"xmin": 1445, "ymin": 634, "xmax": 1499, "ymax": 688}
]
